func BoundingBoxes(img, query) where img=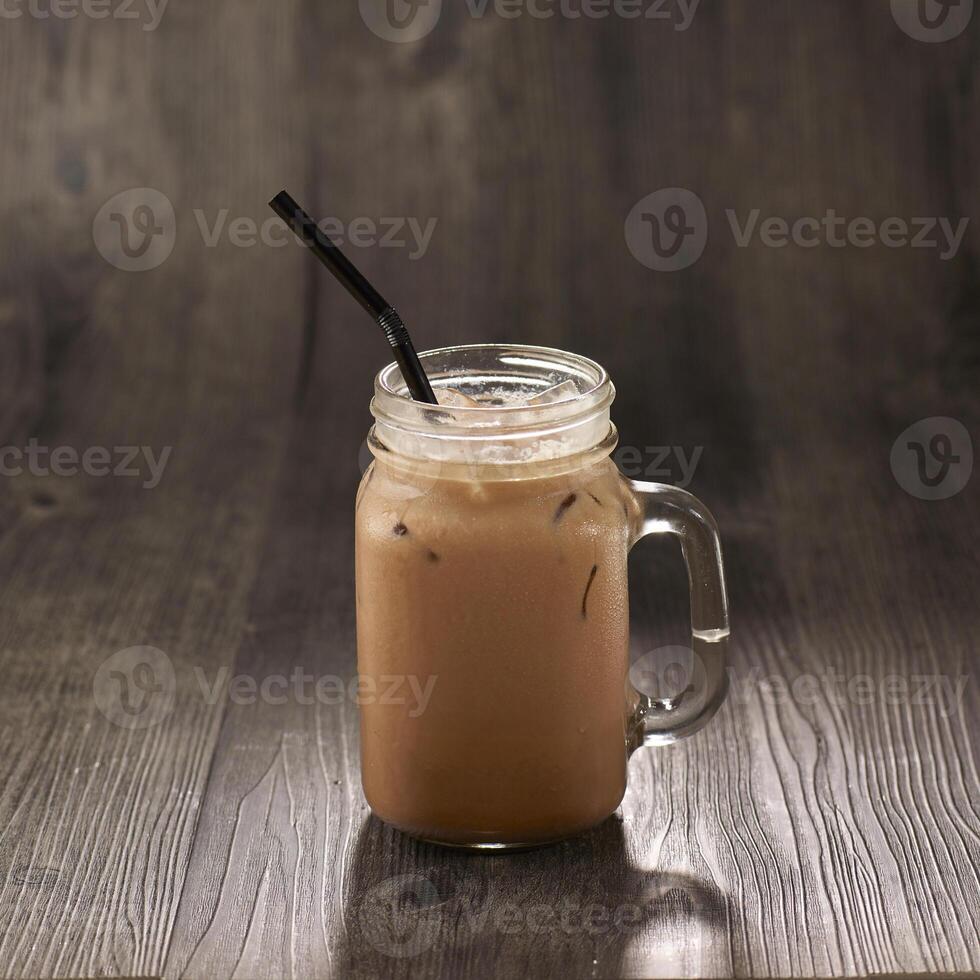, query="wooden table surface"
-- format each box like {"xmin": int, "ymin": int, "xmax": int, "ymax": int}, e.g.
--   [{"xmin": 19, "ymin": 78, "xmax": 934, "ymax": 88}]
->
[{"xmin": 1, "ymin": 2, "xmax": 978, "ymax": 977}]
